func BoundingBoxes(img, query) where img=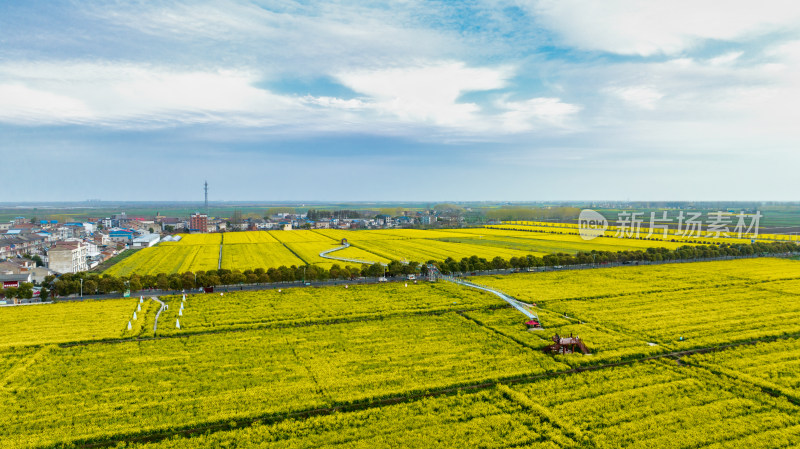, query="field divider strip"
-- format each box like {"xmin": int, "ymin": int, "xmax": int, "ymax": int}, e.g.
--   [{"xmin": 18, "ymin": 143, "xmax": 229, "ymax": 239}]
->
[
  {"xmin": 457, "ymin": 311, "xmax": 543, "ymax": 352},
  {"xmin": 218, "ymin": 234, "xmax": 223, "ymax": 269},
  {"xmin": 285, "ymin": 336, "xmax": 332, "ymax": 403},
  {"xmin": 279, "ymin": 242, "xmax": 311, "ymax": 266},
  {"xmin": 0, "ymin": 345, "xmax": 52, "ymax": 390},
  {"xmin": 308, "ymin": 229, "xmax": 340, "ymax": 242},
  {"xmin": 347, "ymin": 242, "xmax": 396, "ymax": 263},
  {"xmin": 661, "ymin": 360, "xmax": 800, "ymax": 449},
  {"xmin": 496, "ymin": 384, "xmax": 595, "ymax": 448},
  {"xmin": 682, "ymin": 358, "xmax": 800, "ymax": 407},
  {"xmin": 349, "ymin": 241, "xmax": 398, "ymax": 263}
]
